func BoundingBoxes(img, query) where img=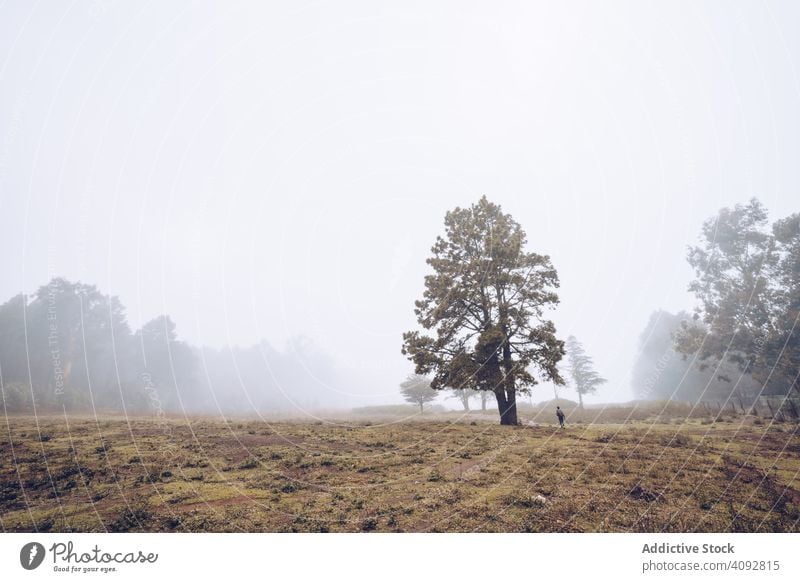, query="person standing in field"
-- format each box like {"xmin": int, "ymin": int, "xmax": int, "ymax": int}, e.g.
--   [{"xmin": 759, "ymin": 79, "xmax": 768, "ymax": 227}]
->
[{"xmin": 556, "ymin": 406, "xmax": 565, "ymax": 429}]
